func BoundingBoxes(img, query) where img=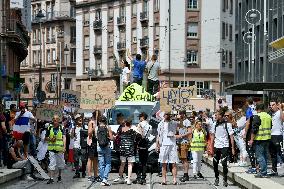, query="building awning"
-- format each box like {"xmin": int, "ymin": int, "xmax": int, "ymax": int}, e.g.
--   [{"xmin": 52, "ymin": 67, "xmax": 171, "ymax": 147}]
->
[
  {"xmin": 270, "ymin": 36, "xmax": 284, "ymax": 49},
  {"xmin": 226, "ymin": 82, "xmax": 284, "ymax": 91}
]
